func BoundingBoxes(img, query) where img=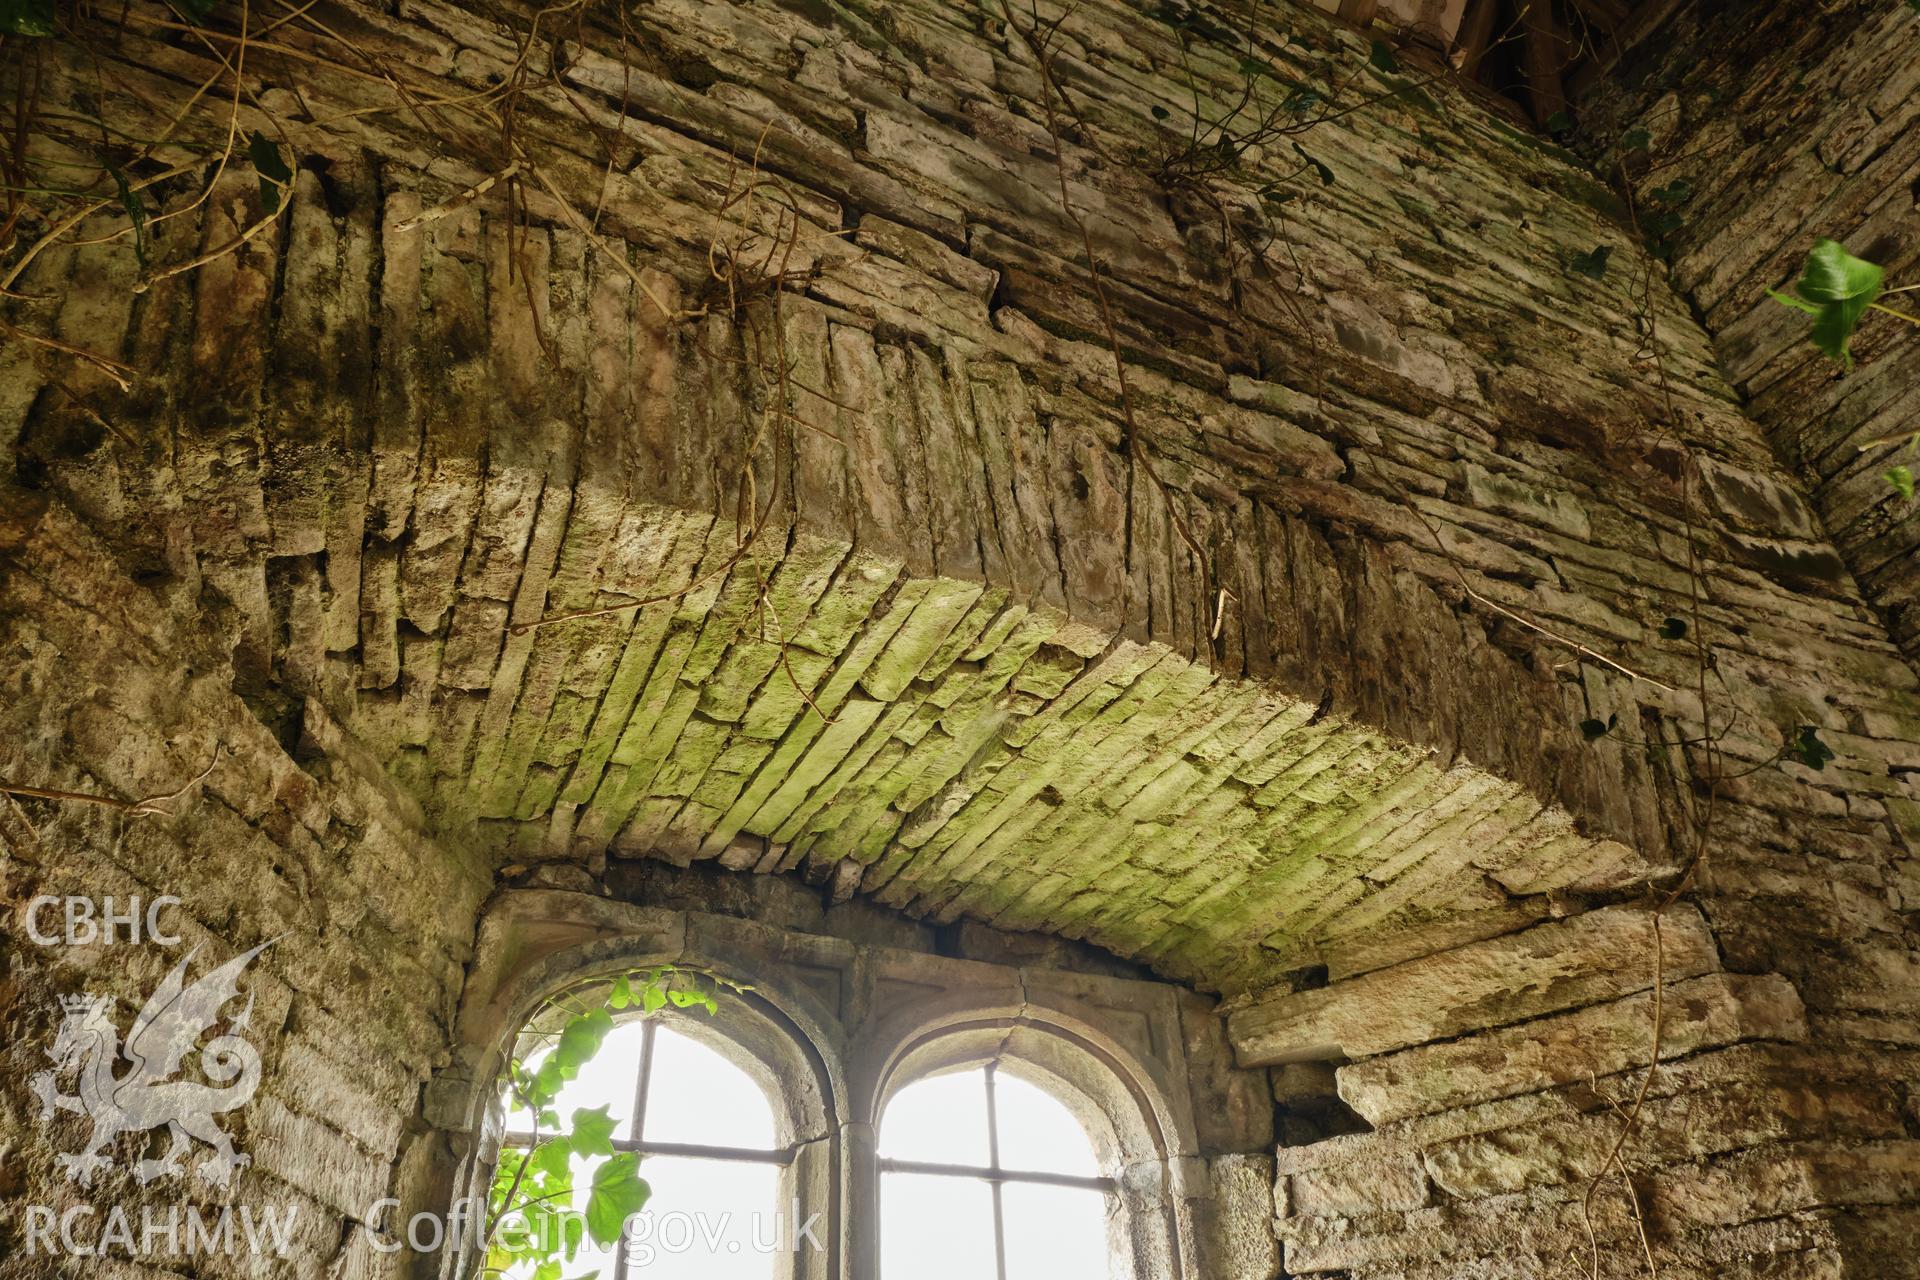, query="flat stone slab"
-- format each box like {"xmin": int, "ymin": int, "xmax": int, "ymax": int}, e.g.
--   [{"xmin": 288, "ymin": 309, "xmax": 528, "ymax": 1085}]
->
[
  {"xmin": 1337, "ymin": 971, "xmax": 1807, "ymax": 1125},
  {"xmin": 1227, "ymin": 904, "xmax": 1721, "ymax": 1065}
]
